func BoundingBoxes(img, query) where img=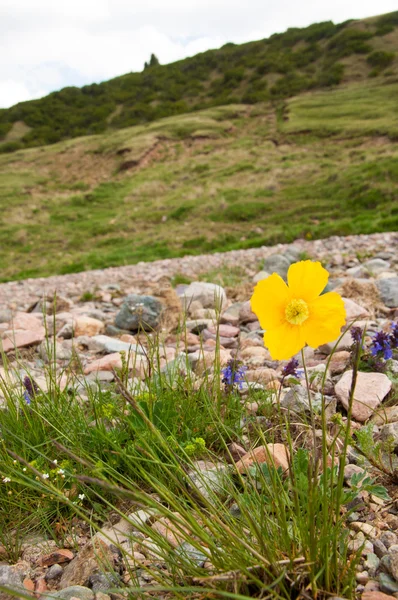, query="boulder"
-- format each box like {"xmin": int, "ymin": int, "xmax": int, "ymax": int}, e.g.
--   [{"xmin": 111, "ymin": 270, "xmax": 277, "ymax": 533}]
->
[
  {"xmin": 182, "ymin": 282, "xmax": 227, "ymax": 312},
  {"xmin": 335, "ymin": 370, "xmax": 392, "ymax": 422},
  {"xmin": 1, "ymin": 330, "xmax": 45, "ymax": 352},
  {"xmin": 234, "ymin": 444, "xmax": 290, "ymax": 473},
  {"xmin": 252, "ymin": 271, "xmax": 270, "ymax": 284},
  {"xmin": 73, "ymin": 316, "xmax": 104, "ymax": 337},
  {"xmin": 87, "ymin": 335, "xmax": 143, "ymax": 355},
  {"xmin": 59, "ymin": 540, "xmax": 114, "ymax": 589},
  {"xmin": 363, "ymin": 258, "xmax": 391, "ymax": 275},
  {"xmin": 262, "ymin": 254, "xmax": 290, "ymax": 280},
  {"xmin": 0, "ymin": 565, "xmax": 26, "ymax": 600},
  {"xmin": 115, "ymin": 295, "xmax": 163, "ymax": 331},
  {"xmin": 376, "ymin": 278, "xmax": 398, "ymax": 308}
]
